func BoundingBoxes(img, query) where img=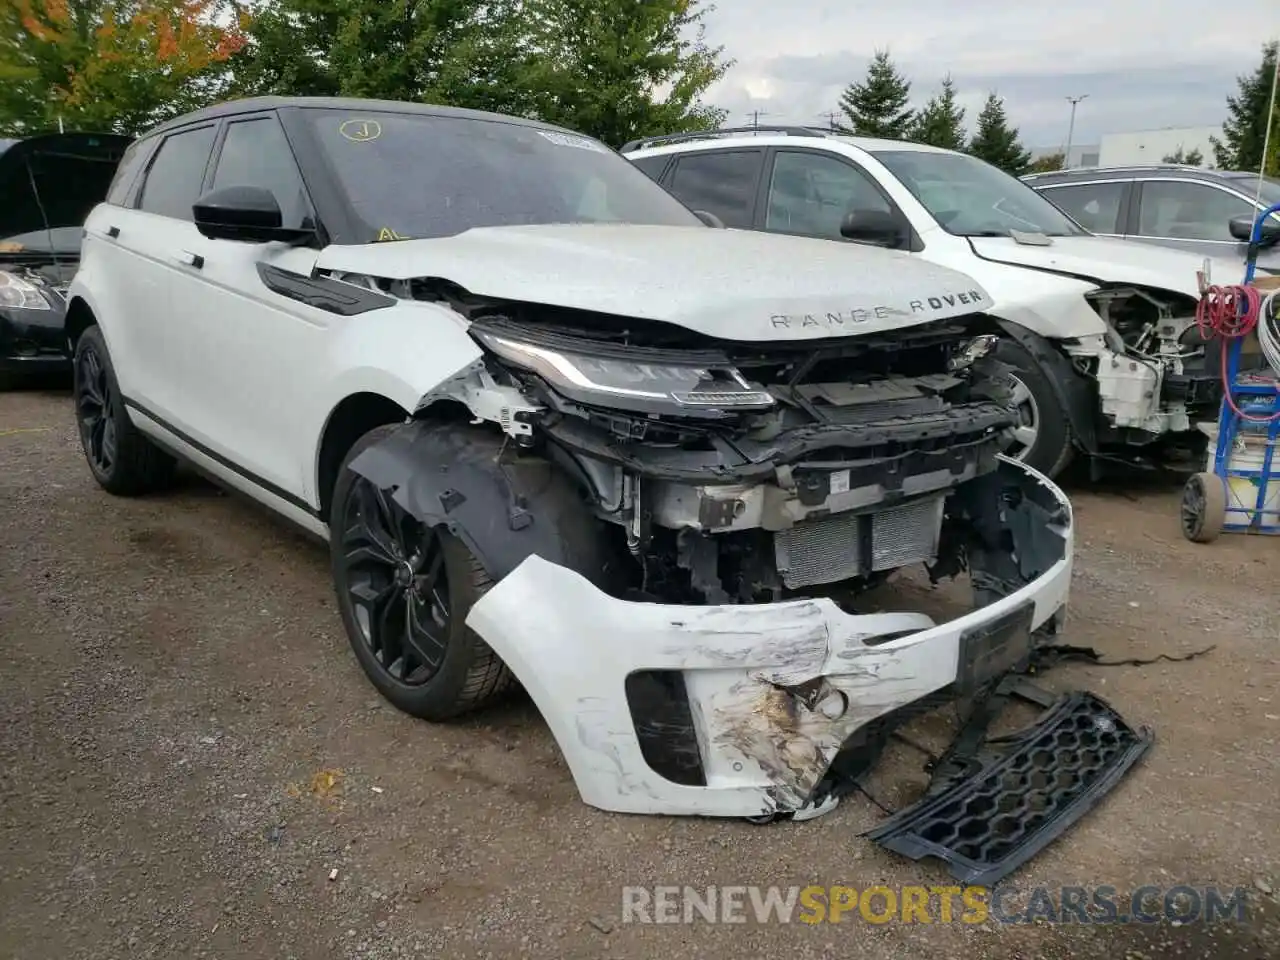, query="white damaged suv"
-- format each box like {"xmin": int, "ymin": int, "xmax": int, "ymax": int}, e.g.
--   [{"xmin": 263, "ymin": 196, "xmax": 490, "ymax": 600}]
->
[
  {"xmin": 68, "ymin": 98, "xmax": 1073, "ymax": 820},
  {"xmin": 624, "ymin": 128, "xmax": 1243, "ymax": 477}
]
